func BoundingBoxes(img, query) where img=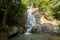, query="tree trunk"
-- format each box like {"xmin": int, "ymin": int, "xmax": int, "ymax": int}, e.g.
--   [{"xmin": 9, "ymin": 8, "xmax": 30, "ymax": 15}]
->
[
  {"xmin": 2, "ymin": 0, "xmax": 8, "ymax": 31},
  {"xmin": 2, "ymin": 0, "xmax": 12, "ymax": 32}
]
